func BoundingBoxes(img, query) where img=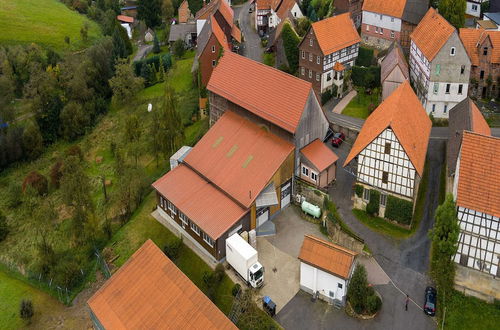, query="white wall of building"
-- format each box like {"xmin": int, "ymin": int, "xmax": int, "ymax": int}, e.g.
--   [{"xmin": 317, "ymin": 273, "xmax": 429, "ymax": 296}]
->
[
  {"xmin": 424, "ymin": 82, "xmax": 468, "ymax": 117},
  {"xmin": 197, "ymin": 19, "xmax": 206, "ymax": 36},
  {"xmin": 357, "ymin": 128, "xmax": 416, "ymax": 199},
  {"xmin": 300, "ymin": 262, "xmax": 347, "ymax": 301},
  {"xmin": 362, "ymin": 11, "xmax": 402, "ymax": 32},
  {"xmin": 466, "ymin": 1, "xmax": 482, "ymax": 17}
]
